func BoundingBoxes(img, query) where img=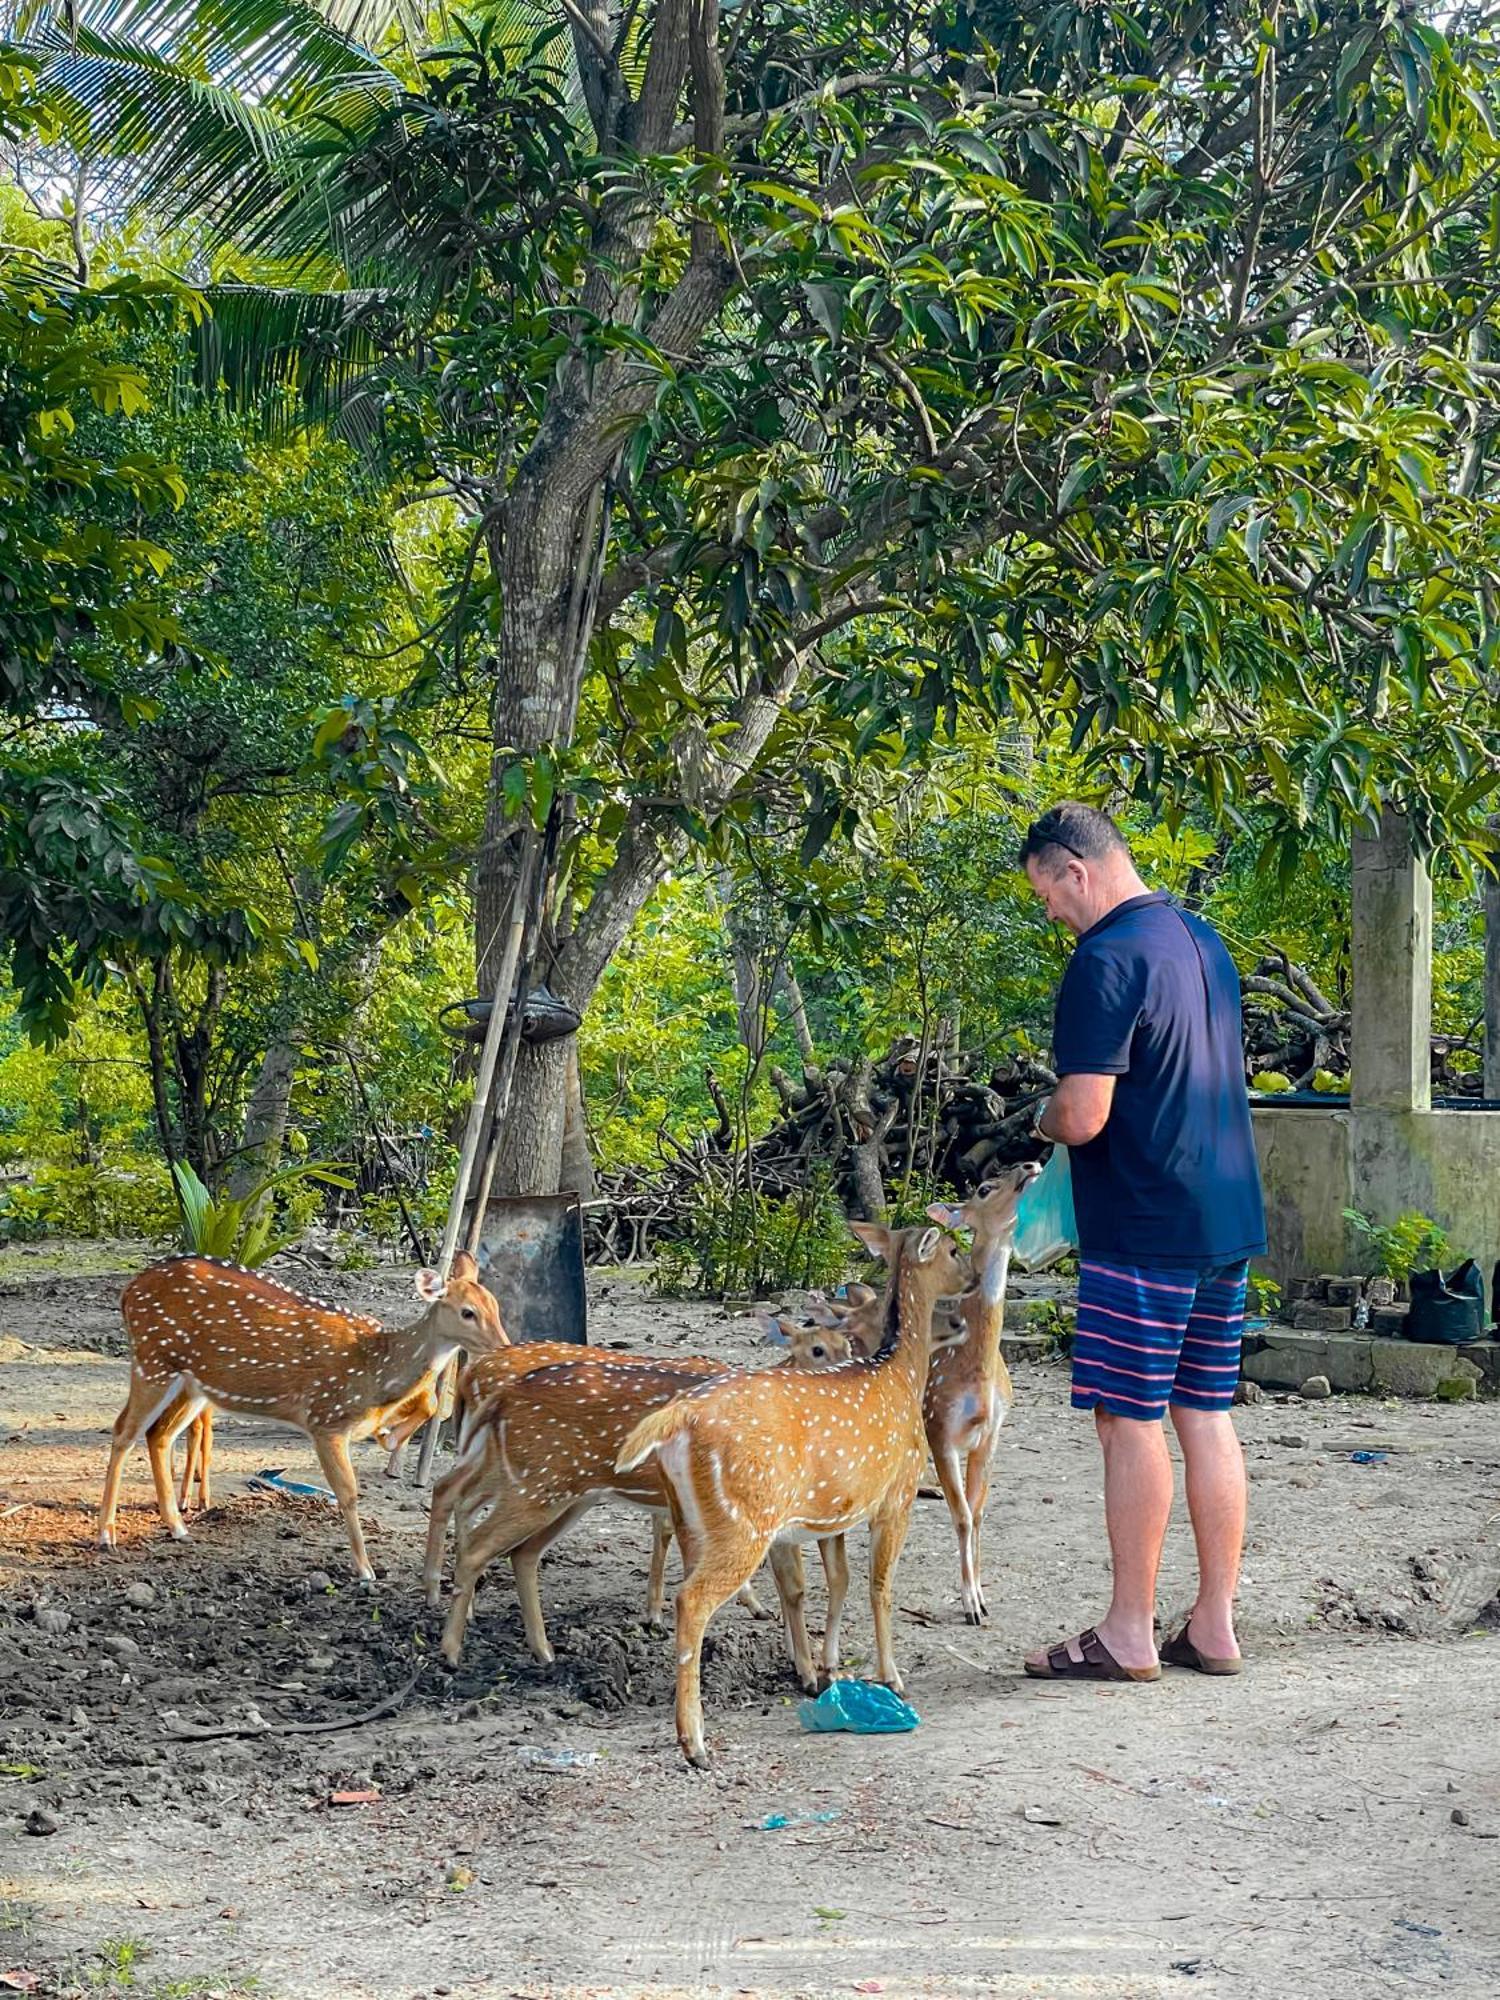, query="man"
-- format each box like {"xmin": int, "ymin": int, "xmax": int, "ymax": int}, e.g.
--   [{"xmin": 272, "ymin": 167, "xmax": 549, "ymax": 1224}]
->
[{"xmin": 1018, "ymin": 802, "xmax": 1266, "ymax": 1682}]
